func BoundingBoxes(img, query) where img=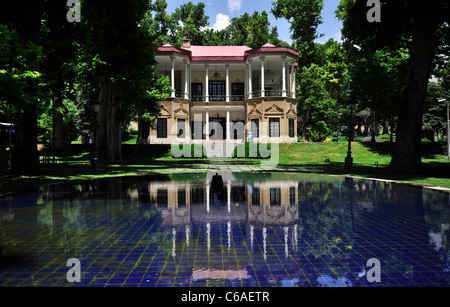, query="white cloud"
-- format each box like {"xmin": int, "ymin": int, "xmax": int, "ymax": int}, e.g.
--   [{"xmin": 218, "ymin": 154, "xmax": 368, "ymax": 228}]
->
[
  {"xmin": 213, "ymin": 13, "xmax": 231, "ymax": 31},
  {"xmin": 228, "ymin": 0, "xmax": 243, "ymax": 13}
]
